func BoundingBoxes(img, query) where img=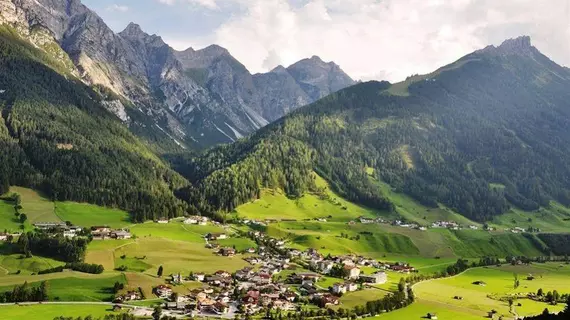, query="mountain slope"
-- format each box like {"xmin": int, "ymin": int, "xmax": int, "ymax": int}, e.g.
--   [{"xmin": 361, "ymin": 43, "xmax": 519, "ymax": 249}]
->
[
  {"xmin": 0, "ymin": 24, "xmax": 187, "ymax": 221},
  {"xmin": 178, "ymin": 36, "xmax": 570, "ymax": 222},
  {"xmin": 0, "ymin": 0, "xmax": 355, "ymax": 148}
]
